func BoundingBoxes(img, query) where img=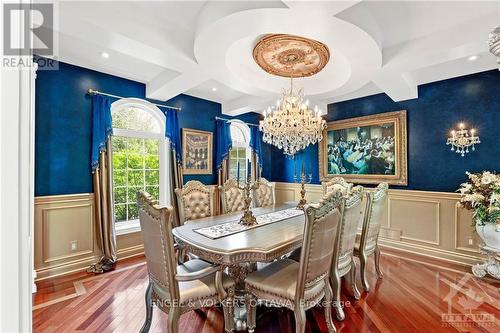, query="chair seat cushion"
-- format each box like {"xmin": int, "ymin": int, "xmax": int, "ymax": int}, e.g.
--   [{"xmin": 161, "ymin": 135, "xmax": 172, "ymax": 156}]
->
[
  {"xmin": 245, "ymin": 259, "xmax": 325, "ymax": 305},
  {"xmin": 153, "ymin": 259, "xmax": 235, "ymax": 307}
]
